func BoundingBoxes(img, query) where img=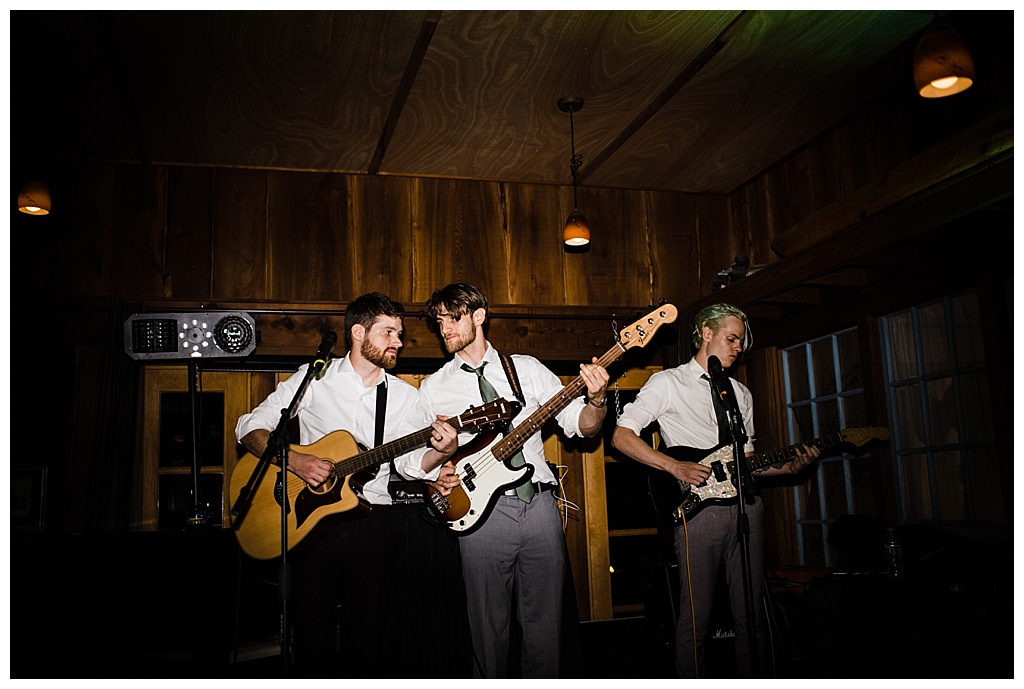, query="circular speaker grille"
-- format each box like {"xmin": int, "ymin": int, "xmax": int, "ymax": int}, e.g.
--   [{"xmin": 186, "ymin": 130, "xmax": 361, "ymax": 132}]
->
[{"xmin": 214, "ymin": 315, "xmax": 254, "ymax": 353}]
